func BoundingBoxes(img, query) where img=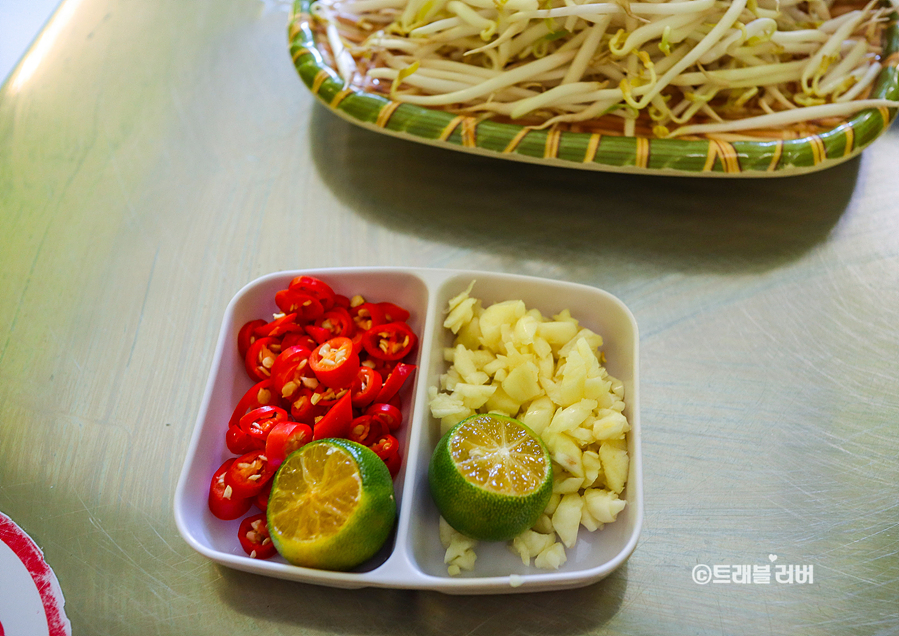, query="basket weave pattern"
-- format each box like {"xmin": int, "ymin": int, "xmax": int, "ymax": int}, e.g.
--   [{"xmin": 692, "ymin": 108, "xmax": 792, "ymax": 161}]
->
[{"xmin": 289, "ymin": 2, "xmax": 899, "ymax": 177}]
